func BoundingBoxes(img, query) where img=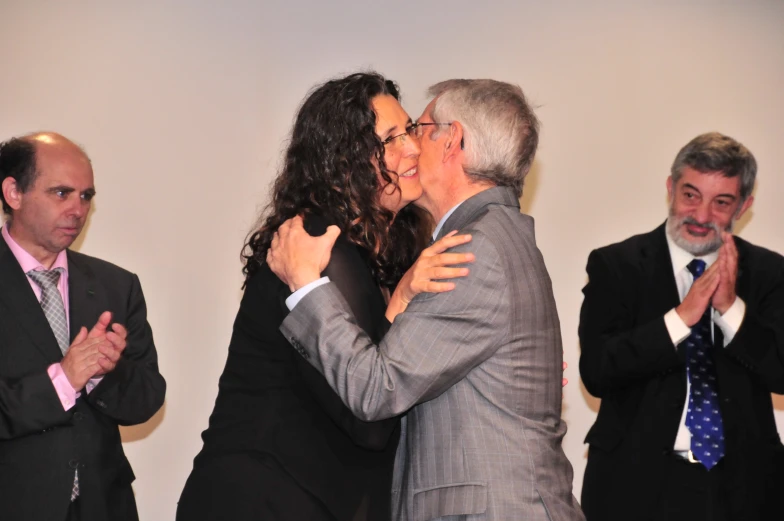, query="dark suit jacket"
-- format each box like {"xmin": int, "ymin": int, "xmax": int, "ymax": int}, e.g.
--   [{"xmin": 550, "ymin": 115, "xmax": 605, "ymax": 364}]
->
[
  {"xmin": 0, "ymin": 238, "xmax": 166, "ymax": 521},
  {"xmin": 178, "ymin": 218, "xmax": 400, "ymax": 521},
  {"xmin": 579, "ymin": 224, "xmax": 784, "ymax": 521}
]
